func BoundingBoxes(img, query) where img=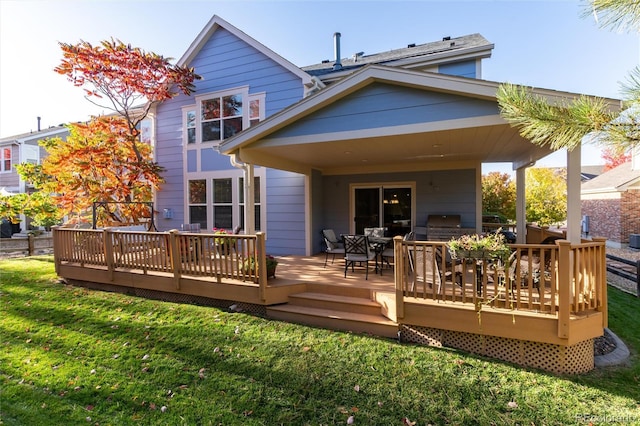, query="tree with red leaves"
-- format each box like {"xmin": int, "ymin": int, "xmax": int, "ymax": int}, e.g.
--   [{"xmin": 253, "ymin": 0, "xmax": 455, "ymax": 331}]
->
[
  {"xmin": 18, "ymin": 39, "xmax": 200, "ymax": 226},
  {"xmin": 601, "ymin": 147, "xmax": 632, "ymax": 171}
]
